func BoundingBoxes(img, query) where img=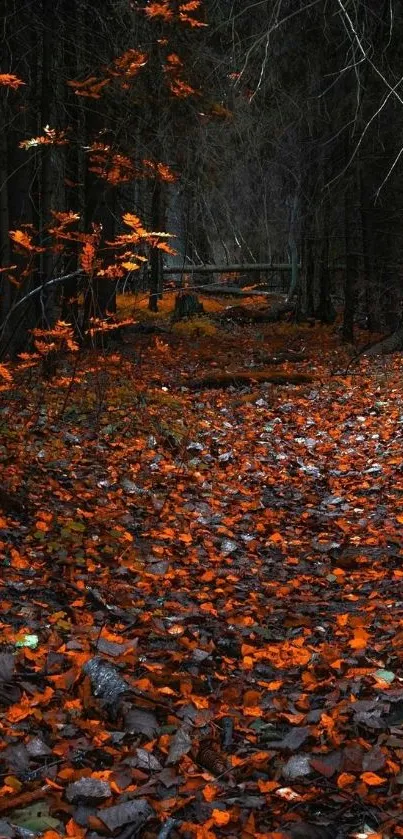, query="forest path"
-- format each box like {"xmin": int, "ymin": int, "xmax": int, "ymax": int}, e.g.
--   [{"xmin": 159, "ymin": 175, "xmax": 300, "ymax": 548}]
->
[{"xmin": 0, "ymin": 322, "xmax": 402, "ymax": 837}]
